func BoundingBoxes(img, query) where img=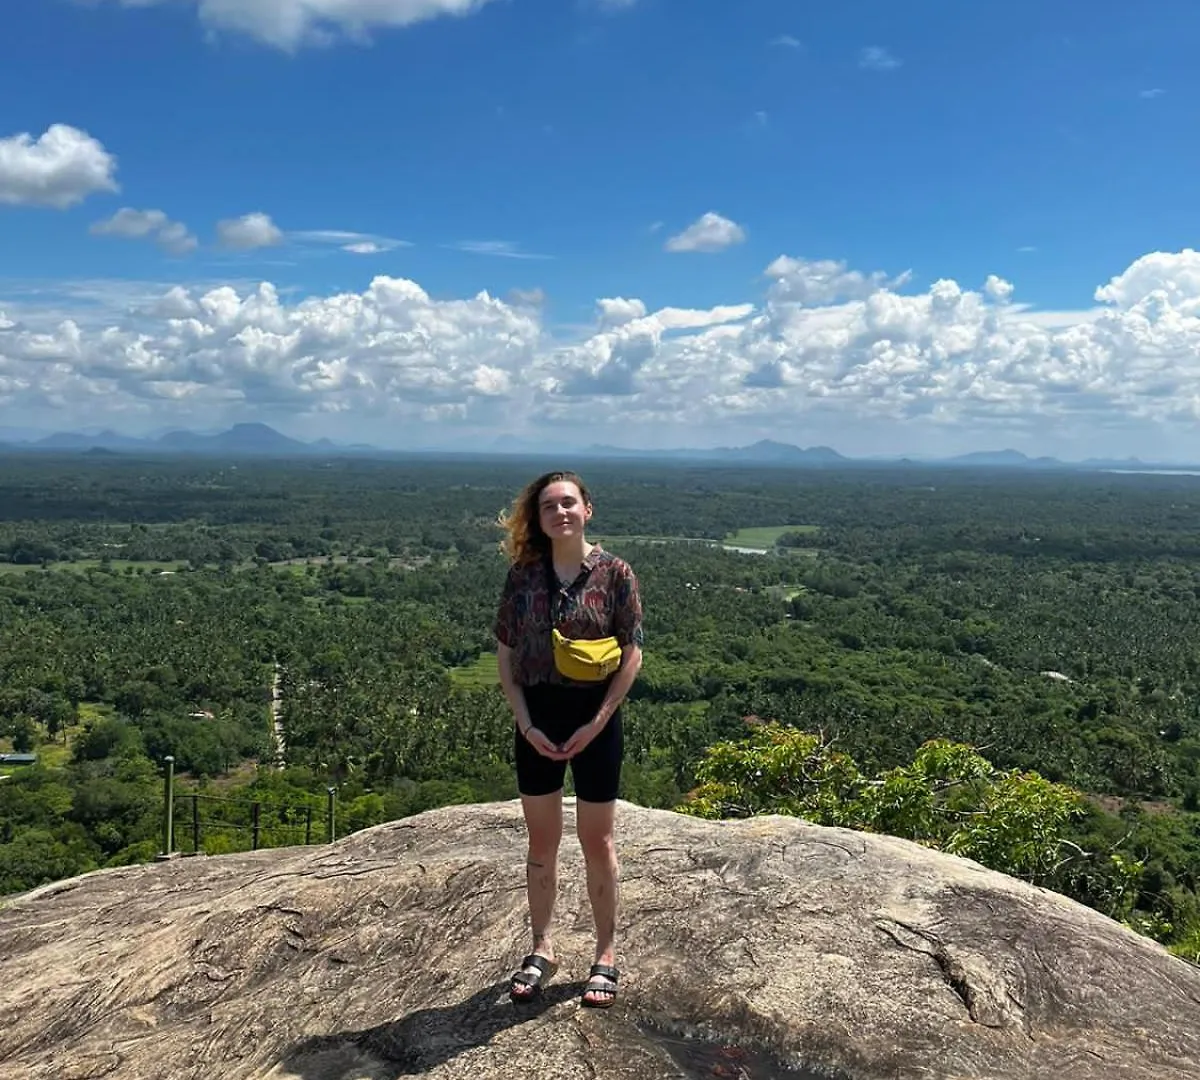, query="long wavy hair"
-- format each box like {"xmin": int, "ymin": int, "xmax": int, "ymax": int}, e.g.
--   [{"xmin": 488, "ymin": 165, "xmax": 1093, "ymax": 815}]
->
[{"xmin": 498, "ymin": 470, "xmax": 592, "ymax": 566}]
